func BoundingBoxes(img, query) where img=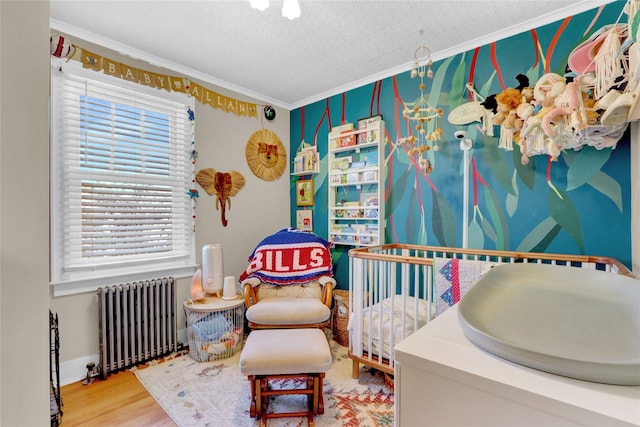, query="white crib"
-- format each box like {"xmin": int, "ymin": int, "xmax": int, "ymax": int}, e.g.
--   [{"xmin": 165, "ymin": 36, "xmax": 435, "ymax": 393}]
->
[{"xmin": 347, "ymin": 244, "xmax": 631, "ymax": 379}]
